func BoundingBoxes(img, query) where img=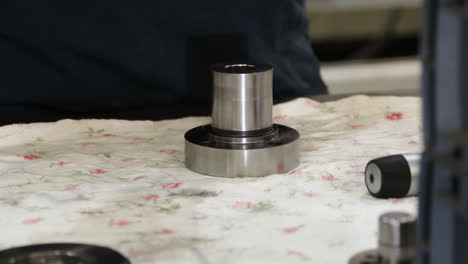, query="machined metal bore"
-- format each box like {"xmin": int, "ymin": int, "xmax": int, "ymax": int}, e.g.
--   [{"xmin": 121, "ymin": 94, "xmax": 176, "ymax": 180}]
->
[{"xmin": 184, "ymin": 63, "xmax": 300, "ymax": 178}]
